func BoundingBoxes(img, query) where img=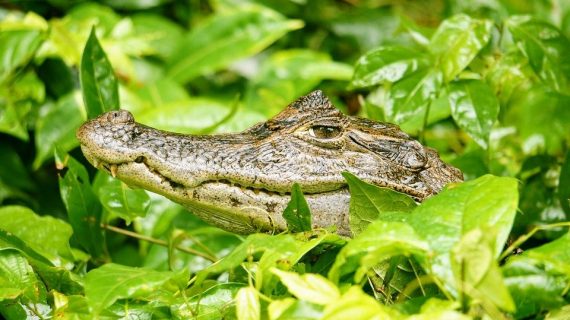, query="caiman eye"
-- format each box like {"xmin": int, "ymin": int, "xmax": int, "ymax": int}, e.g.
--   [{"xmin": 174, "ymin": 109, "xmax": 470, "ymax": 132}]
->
[{"xmin": 308, "ymin": 125, "xmax": 342, "ymax": 139}]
